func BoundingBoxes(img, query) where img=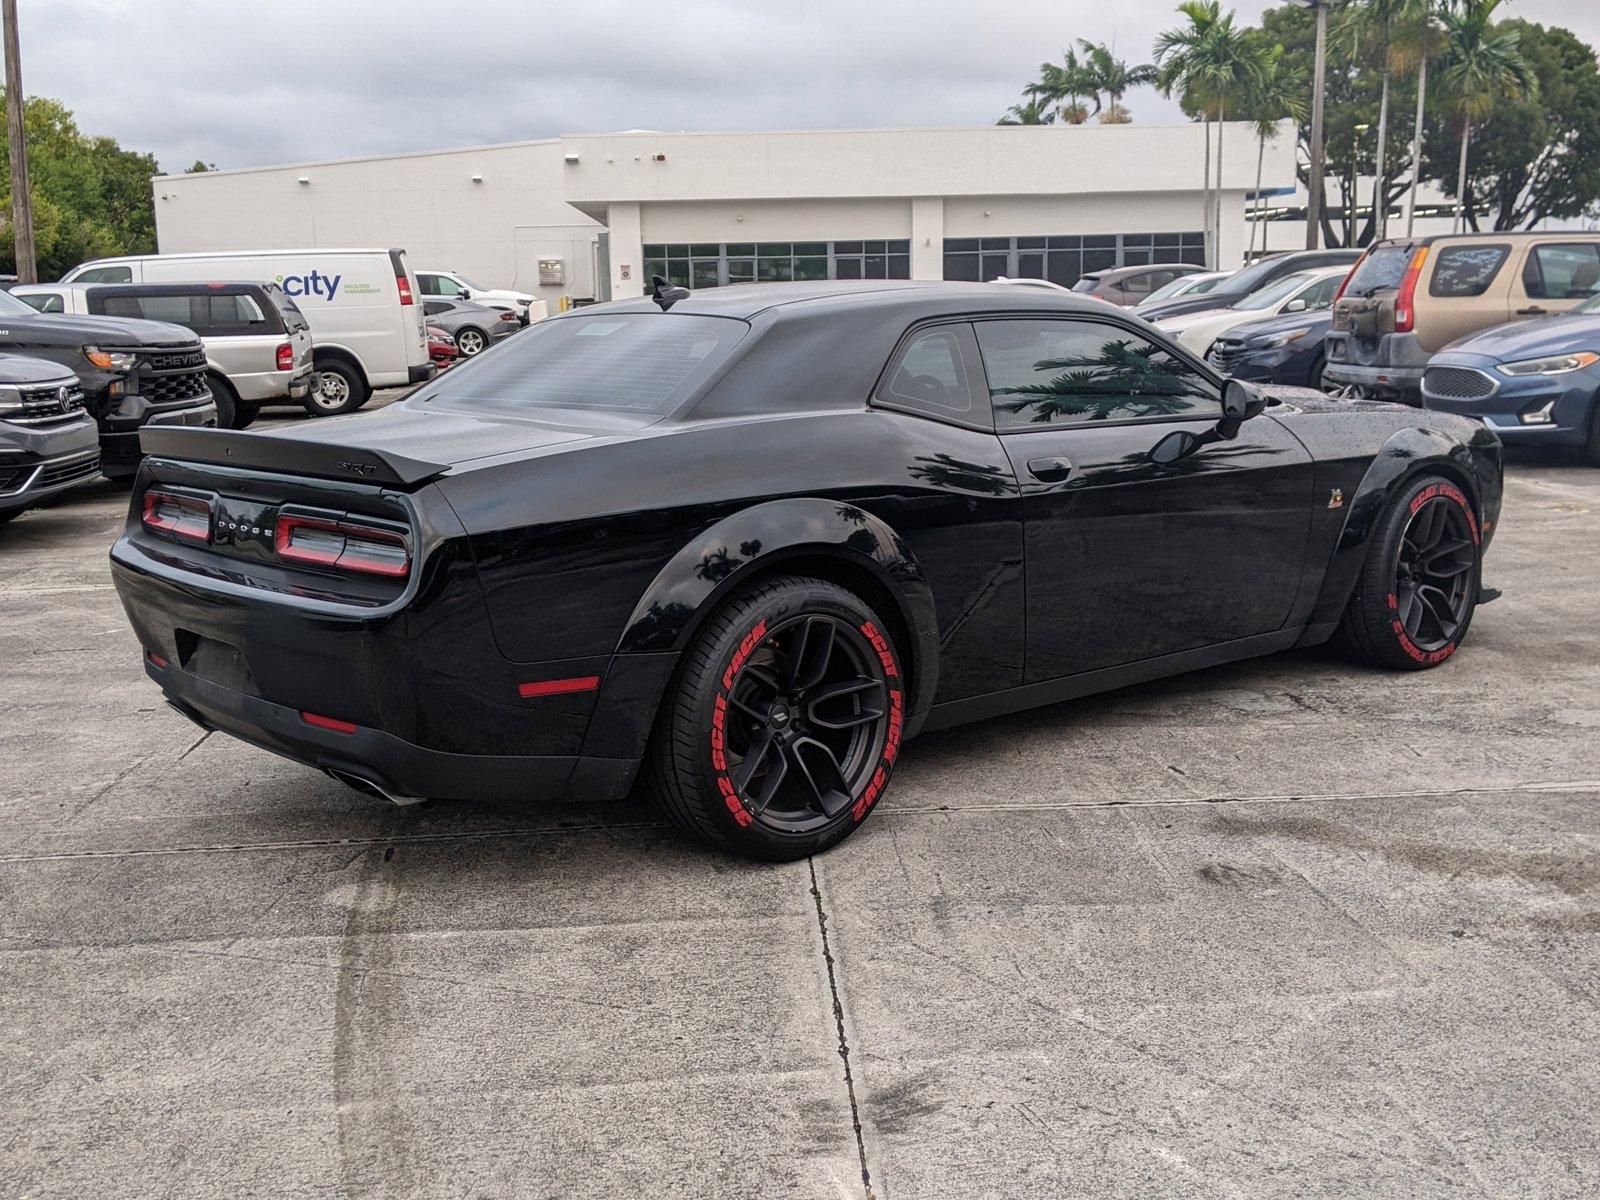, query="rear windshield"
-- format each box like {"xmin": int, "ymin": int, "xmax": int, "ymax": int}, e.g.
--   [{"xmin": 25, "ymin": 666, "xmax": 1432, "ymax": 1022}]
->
[
  {"xmin": 267, "ymin": 286, "xmax": 310, "ymax": 334},
  {"xmin": 412, "ymin": 312, "xmax": 746, "ymax": 416},
  {"xmin": 1343, "ymin": 245, "xmax": 1415, "ymax": 297}
]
